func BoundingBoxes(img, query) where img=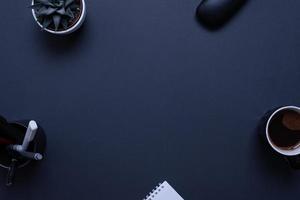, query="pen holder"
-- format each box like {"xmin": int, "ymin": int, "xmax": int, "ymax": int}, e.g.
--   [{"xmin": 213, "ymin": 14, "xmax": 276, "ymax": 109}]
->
[{"xmin": 0, "ymin": 120, "xmax": 46, "ymax": 185}]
